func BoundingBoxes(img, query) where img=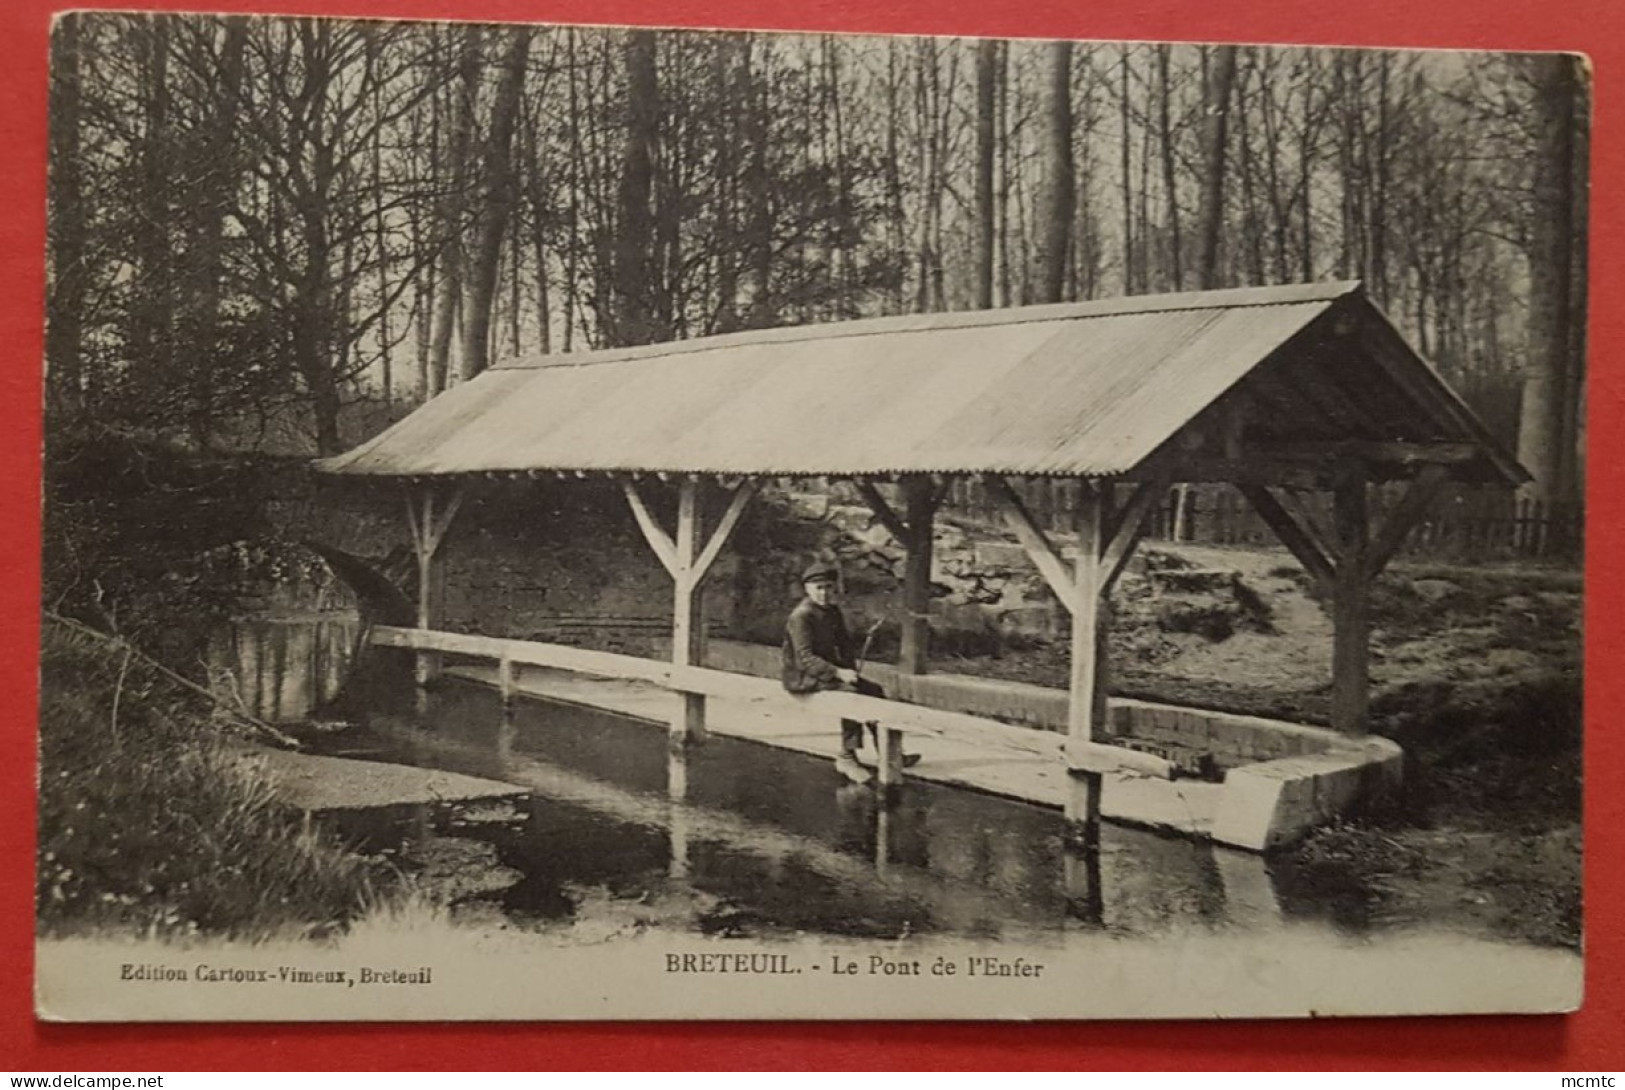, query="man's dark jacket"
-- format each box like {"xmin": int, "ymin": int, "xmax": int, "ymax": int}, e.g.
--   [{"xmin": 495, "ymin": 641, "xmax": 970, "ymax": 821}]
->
[{"xmin": 782, "ymin": 597, "xmax": 855, "ymax": 693}]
